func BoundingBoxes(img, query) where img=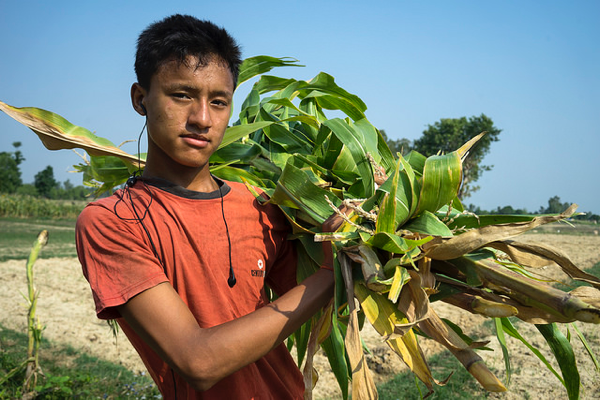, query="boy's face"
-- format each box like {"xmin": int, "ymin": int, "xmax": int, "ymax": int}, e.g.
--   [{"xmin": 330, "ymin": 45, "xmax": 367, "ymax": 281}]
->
[{"xmin": 134, "ymin": 56, "xmax": 234, "ymax": 177}]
